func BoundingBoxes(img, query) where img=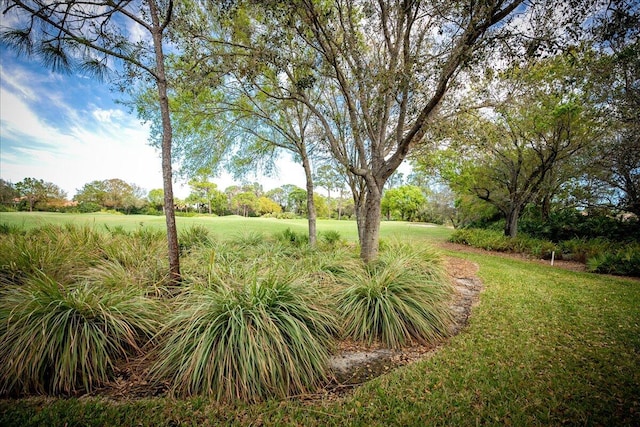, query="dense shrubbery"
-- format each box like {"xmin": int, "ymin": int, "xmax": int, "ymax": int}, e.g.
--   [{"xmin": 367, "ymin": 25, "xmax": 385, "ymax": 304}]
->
[
  {"xmin": 0, "ymin": 223, "xmax": 453, "ymax": 401},
  {"xmin": 450, "ymin": 228, "xmax": 639, "ymax": 277},
  {"xmin": 519, "ymin": 210, "xmax": 640, "ymax": 242}
]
